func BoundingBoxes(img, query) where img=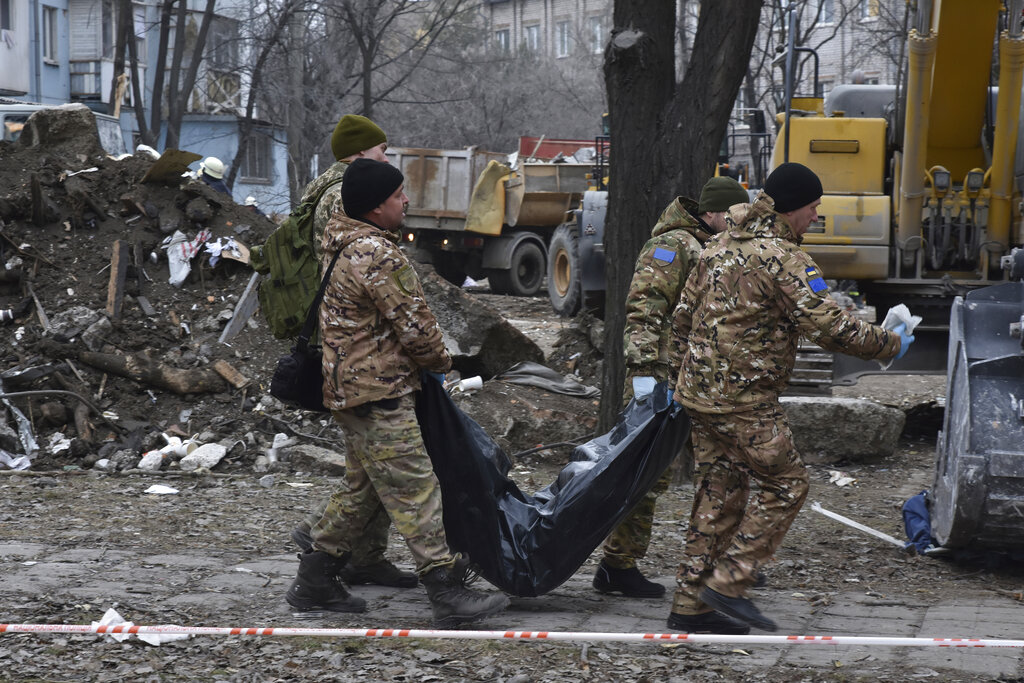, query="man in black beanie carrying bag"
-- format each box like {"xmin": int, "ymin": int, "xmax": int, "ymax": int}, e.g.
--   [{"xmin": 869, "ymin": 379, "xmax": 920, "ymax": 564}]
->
[
  {"xmin": 664, "ymin": 162, "xmax": 914, "ymax": 634},
  {"xmin": 285, "ymin": 159, "xmax": 509, "ymax": 627}
]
